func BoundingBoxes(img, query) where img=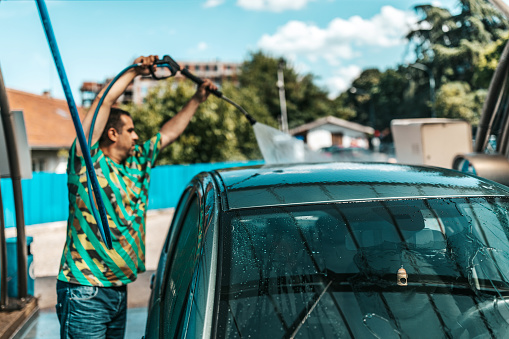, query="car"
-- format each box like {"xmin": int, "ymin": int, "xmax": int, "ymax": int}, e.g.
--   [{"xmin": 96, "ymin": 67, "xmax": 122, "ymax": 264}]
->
[{"xmin": 144, "ymin": 161, "xmax": 509, "ymax": 338}]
